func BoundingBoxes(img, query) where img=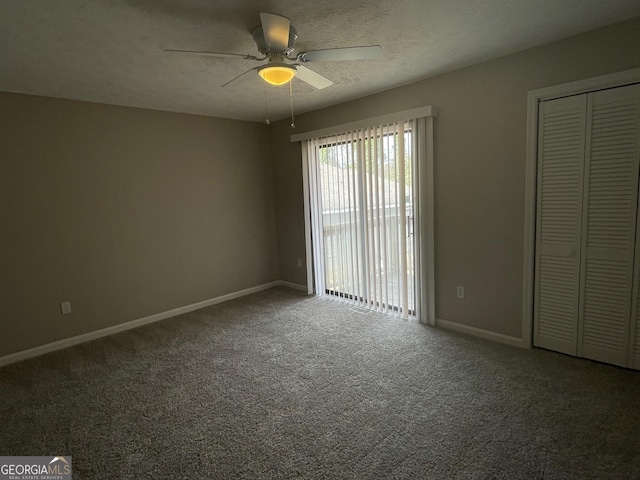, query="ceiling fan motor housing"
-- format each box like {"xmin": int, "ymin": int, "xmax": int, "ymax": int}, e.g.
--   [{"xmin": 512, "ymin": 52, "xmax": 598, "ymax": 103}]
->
[{"xmin": 252, "ymin": 25, "xmax": 298, "ymax": 56}]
